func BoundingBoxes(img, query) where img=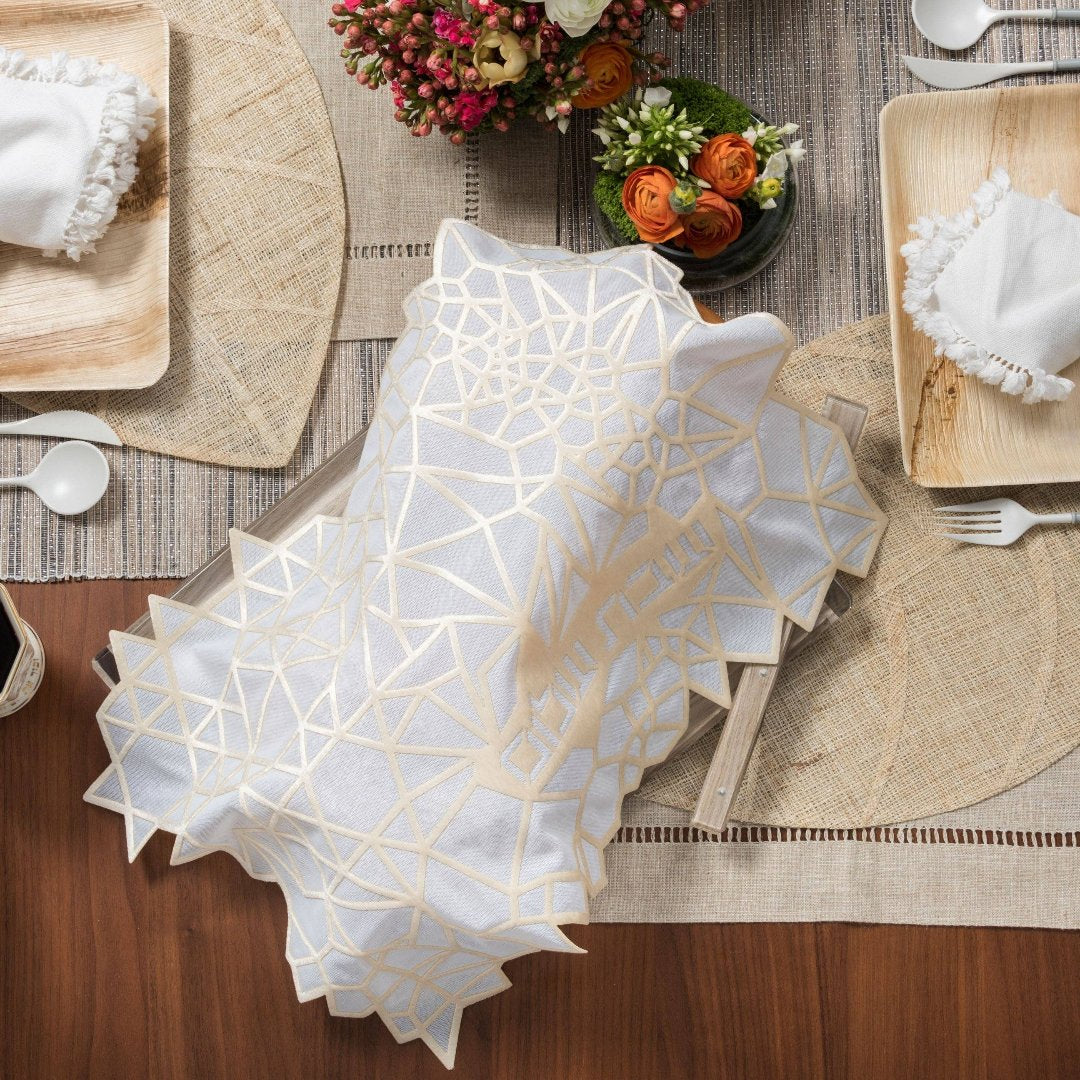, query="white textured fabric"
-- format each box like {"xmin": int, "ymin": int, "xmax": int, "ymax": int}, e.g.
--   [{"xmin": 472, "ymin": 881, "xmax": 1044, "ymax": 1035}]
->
[
  {"xmin": 902, "ymin": 168, "xmax": 1080, "ymax": 404},
  {"xmin": 85, "ymin": 221, "xmax": 886, "ymax": 1068},
  {"xmin": 0, "ymin": 48, "xmax": 158, "ymax": 261}
]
